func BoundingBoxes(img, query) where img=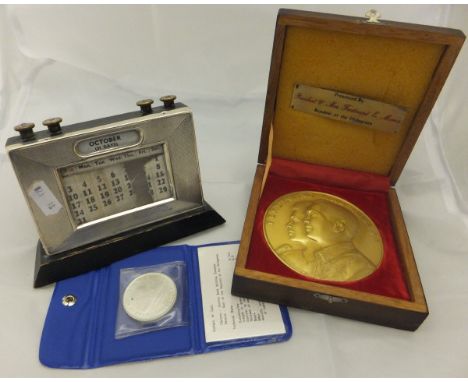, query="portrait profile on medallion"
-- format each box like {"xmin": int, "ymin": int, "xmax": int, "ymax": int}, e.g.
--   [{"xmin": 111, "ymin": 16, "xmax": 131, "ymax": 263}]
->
[{"xmin": 264, "ymin": 192, "xmax": 383, "ymax": 282}]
